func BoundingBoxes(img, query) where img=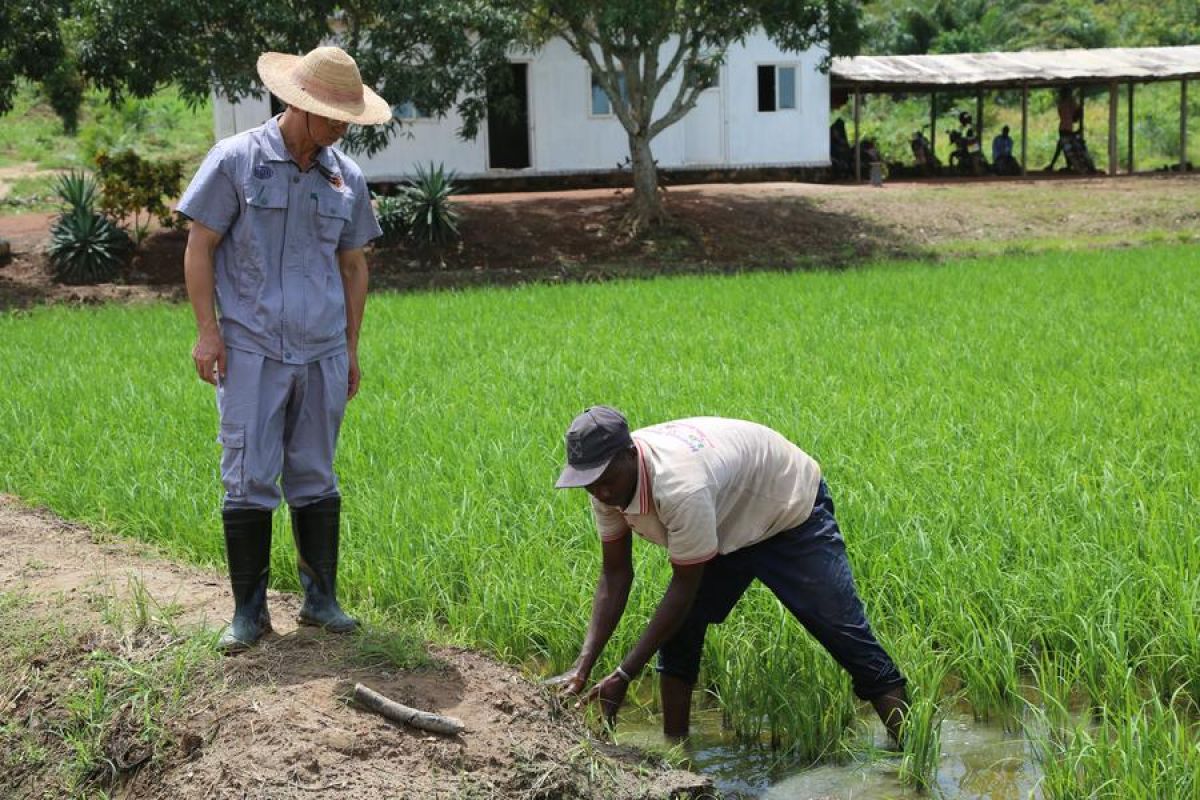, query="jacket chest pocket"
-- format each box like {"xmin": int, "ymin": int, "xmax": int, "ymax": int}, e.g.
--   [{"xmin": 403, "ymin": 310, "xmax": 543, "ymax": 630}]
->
[
  {"xmin": 236, "ymin": 179, "xmax": 289, "ymax": 301},
  {"xmin": 314, "ymin": 187, "xmax": 353, "ymax": 250}
]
